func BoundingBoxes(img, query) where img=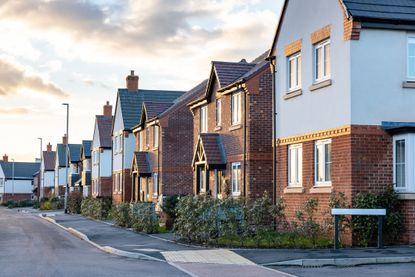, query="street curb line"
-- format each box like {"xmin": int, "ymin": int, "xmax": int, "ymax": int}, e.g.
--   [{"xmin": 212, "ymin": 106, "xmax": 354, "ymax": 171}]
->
[
  {"xmin": 38, "ymin": 214, "xmax": 165, "ymax": 263},
  {"xmin": 262, "ymin": 256, "xmax": 415, "ymax": 267}
]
